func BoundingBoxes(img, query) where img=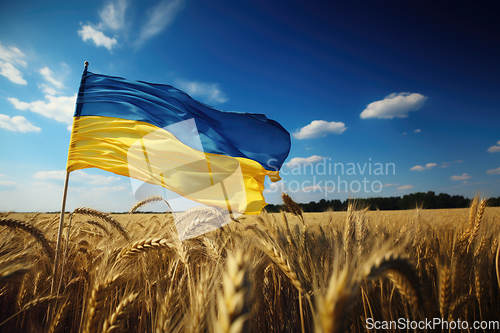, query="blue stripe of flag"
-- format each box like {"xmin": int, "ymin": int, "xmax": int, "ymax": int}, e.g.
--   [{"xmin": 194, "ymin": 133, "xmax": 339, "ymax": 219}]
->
[{"xmin": 75, "ymin": 72, "xmax": 291, "ymax": 171}]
